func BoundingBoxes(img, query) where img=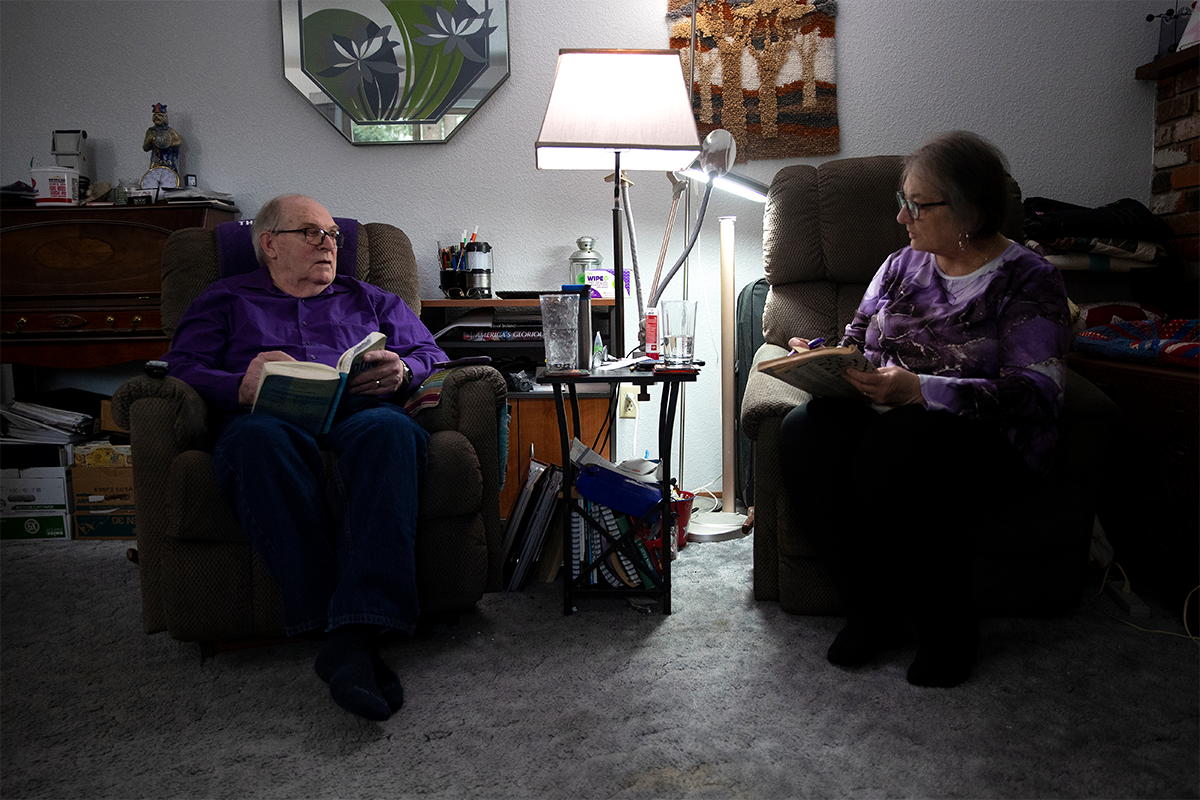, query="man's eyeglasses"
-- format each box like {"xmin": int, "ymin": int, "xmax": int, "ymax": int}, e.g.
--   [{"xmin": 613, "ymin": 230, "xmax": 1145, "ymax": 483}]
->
[
  {"xmin": 895, "ymin": 192, "xmax": 948, "ymax": 220},
  {"xmin": 273, "ymin": 228, "xmax": 344, "ymax": 248}
]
